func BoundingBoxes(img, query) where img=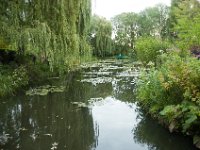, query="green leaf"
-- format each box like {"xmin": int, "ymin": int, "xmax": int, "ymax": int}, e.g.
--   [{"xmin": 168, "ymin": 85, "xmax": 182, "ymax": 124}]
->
[
  {"xmin": 160, "ymin": 105, "xmax": 175, "ymax": 116},
  {"xmin": 183, "ymin": 115, "xmax": 197, "ymax": 131}
]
